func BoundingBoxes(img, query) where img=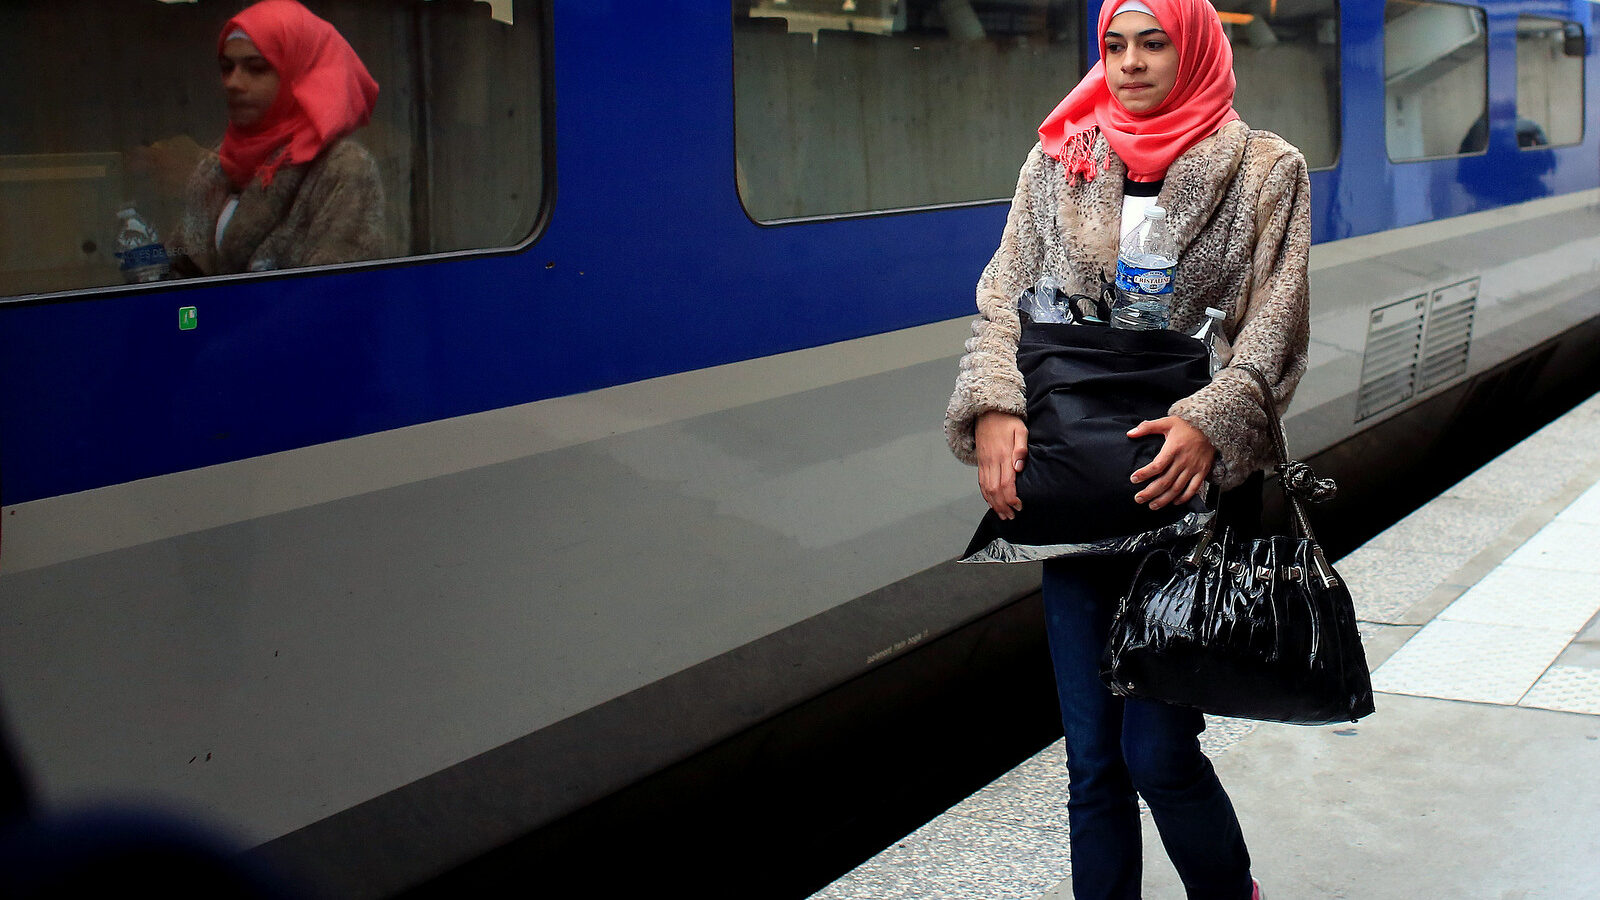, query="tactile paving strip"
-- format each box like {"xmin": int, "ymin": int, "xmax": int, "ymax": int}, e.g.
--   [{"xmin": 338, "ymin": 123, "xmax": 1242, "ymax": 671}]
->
[
  {"xmin": 1520, "ymin": 665, "xmax": 1600, "ymax": 716},
  {"xmin": 1439, "ymin": 565, "xmax": 1600, "ymax": 634},
  {"xmin": 1558, "ymin": 481, "xmax": 1600, "ymax": 526},
  {"xmin": 1500, "ymin": 521, "xmax": 1600, "ymax": 574},
  {"xmin": 1371, "ymin": 489, "xmax": 1600, "ymax": 712},
  {"xmin": 1370, "ymin": 620, "xmax": 1574, "ymax": 705}
]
